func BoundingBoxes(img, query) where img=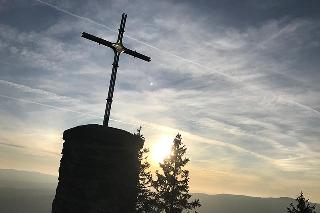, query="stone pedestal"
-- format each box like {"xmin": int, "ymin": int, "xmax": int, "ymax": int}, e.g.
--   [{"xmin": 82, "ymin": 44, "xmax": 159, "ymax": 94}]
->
[{"xmin": 52, "ymin": 124, "xmax": 143, "ymax": 213}]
